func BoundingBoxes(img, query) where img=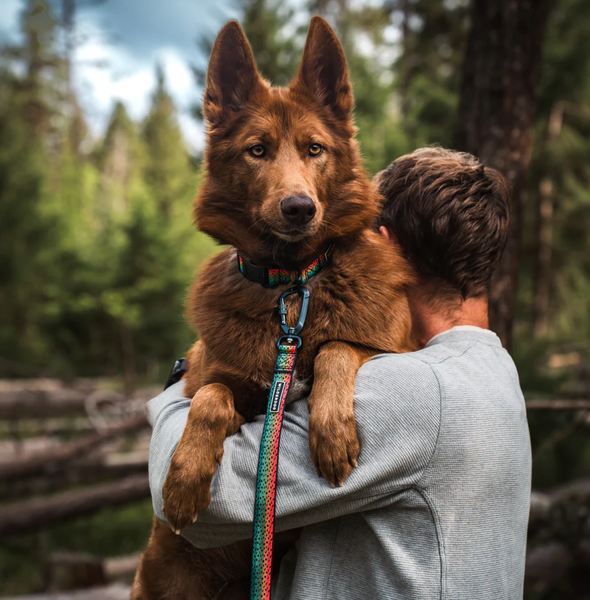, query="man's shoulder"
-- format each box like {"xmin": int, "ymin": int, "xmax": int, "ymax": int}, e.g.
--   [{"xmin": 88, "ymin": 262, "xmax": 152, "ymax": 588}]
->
[
  {"xmin": 355, "ymin": 336, "xmax": 500, "ymax": 411},
  {"xmin": 355, "ymin": 352, "xmax": 442, "ymax": 416},
  {"xmin": 354, "ymin": 352, "xmax": 442, "ymax": 462},
  {"xmin": 359, "ymin": 332, "xmax": 523, "ymax": 416}
]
